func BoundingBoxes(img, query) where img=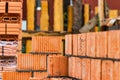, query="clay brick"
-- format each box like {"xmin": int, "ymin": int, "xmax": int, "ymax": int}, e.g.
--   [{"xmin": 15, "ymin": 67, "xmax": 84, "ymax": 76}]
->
[
  {"xmin": 48, "ymin": 56, "xmax": 68, "ymax": 77},
  {"xmin": 2, "ymin": 72, "xmax": 31, "ymax": 80},
  {"xmin": 32, "ymin": 36, "xmax": 62, "ymax": 53},
  {"xmin": 102, "ymin": 60, "xmax": 113, "ymax": 80},
  {"xmin": 78, "ymin": 33, "xmax": 86, "ymax": 56},
  {"xmin": 82, "ymin": 58, "xmax": 90, "ymax": 80},
  {"xmin": 30, "ymin": 77, "xmax": 38, "ymax": 80},
  {"xmin": 0, "ymin": 23, "xmax": 5, "ymax": 27},
  {"xmin": 0, "ymin": 45, "xmax": 17, "ymax": 56},
  {"xmin": 73, "ymin": 34, "xmax": 78, "ymax": 56},
  {"xmin": 86, "ymin": 32, "xmax": 96, "ymax": 57},
  {"xmin": 113, "ymin": 61, "xmax": 120, "ymax": 80},
  {"xmin": 68, "ymin": 57, "xmax": 72, "ymax": 77},
  {"xmin": 0, "ymin": 26, "xmax": 5, "ymax": 34},
  {"xmin": 34, "ymin": 72, "xmax": 47, "ymax": 80},
  {"xmin": 7, "ymin": 23, "xmax": 21, "ymax": 28},
  {"xmin": 75, "ymin": 57, "xmax": 82, "ymax": 79},
  {"xmin": 96, "ymin": 32, "xmax": 107, "ymax": 58},
  {"xmin": 3, "ymin": 66, "xmax": 16, "ymax": 71},
  {"xmin": 17, "ymin": 54, "xmax": 47, "ymax": 70},
  {"xmin": 65, "ymin": 34, "xmax": 73, "ymax": 55},
  {"xmin": 8, "ymin": 2, "xmax": 22, "ymax": 7},
  {"xmin": 52, "ymin": 57, "xmax": 59, "ymax": 76},
  {"xmin": 108, "ymin": 30, "xmax": 120, "ymax": 59},
  {"xmin": 0, "ymin": 2, "xmax": 5, "ymax": 13},
  {"xmin": 91, "ymin": 59, "xmax": 101, "ymax": 80},
  {"xmin": 59, "ymin": 56, "xmax": 68, "ymax": 76},
  {"xmin": 71, "ymin": 57, "xmax": 75, "ymax": 78},
  {"xmin": 8, "ymin": 10, "xmax": 22, "ymax": 13}
]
